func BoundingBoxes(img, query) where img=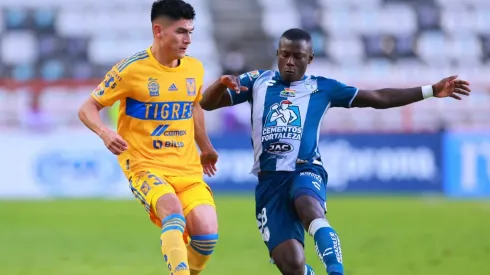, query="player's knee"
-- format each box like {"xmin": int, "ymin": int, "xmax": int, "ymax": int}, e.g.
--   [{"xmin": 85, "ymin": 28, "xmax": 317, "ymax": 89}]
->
[
  {"xmin": 186, "ymin": 205, "xmax": 218, "ymax": 235},
  {"xmin": 272, "ymin": 240, "xmax": 305, "ymax": 275},
  {"xmin": 188, "ymin": 233, "xmax": 219, "ymax": 270},
  {"xmin": 294, "ymin": 194, "xmax": 325, "ymax": 229},
  {"xmin": 155, "ymin": 193, "xmax": 184, "ymax": 219}
]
